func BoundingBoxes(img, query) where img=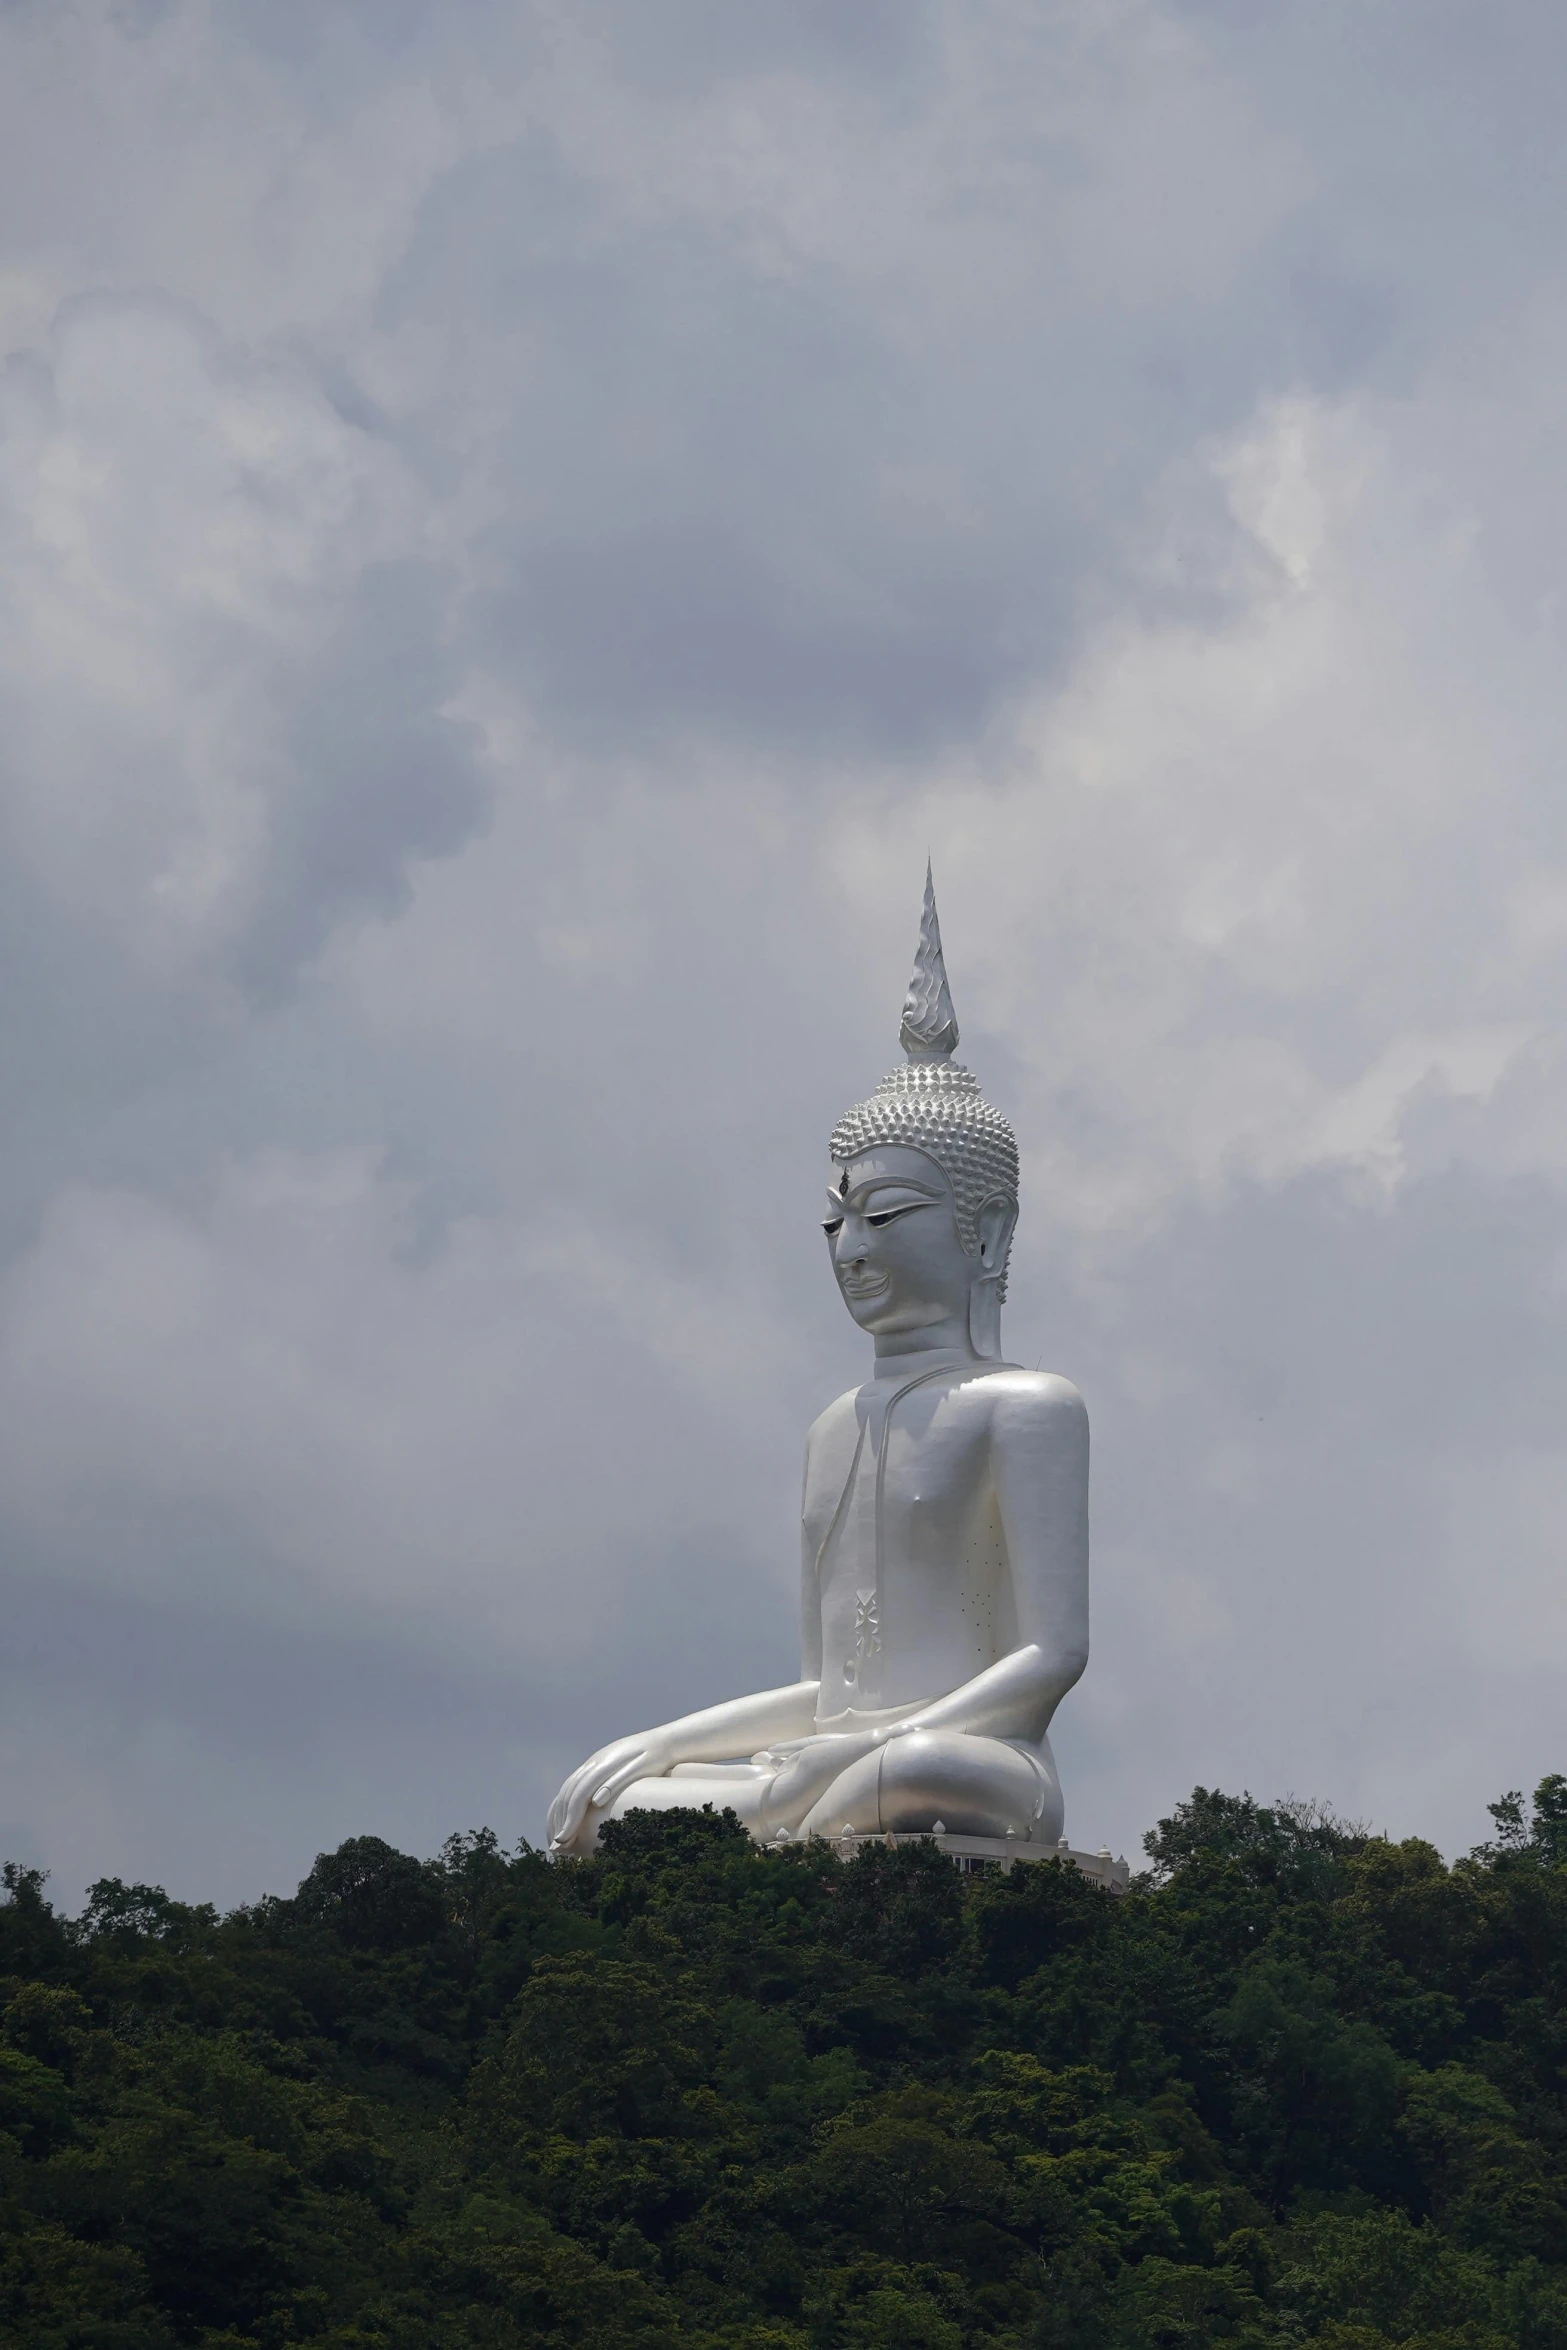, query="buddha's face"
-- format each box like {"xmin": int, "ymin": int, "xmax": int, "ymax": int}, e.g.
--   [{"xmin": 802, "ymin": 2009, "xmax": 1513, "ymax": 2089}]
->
[{"xmin": 822, "ymin": 1145, "xmax": 975, "ymax": 1340}]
